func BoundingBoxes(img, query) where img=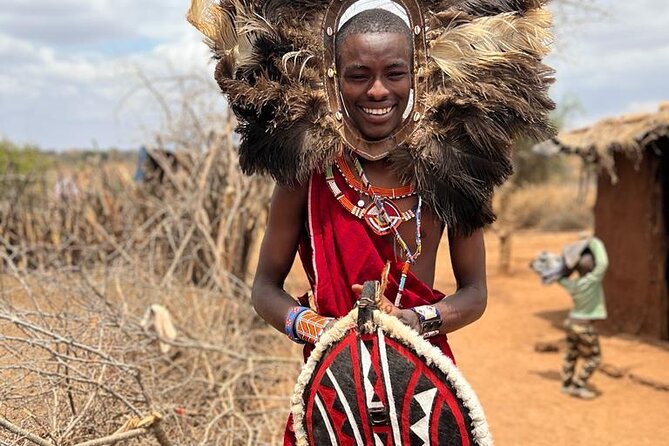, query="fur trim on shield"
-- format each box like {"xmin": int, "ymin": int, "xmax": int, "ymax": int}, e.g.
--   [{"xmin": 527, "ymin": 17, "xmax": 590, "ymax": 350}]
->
[
  {"xmin": 290, "ymin": 306, "xmax": 493, "ymax": 445},
  {"xmin": 188, "ymin": 0, "xmax": 555, "ymax": 235}
]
